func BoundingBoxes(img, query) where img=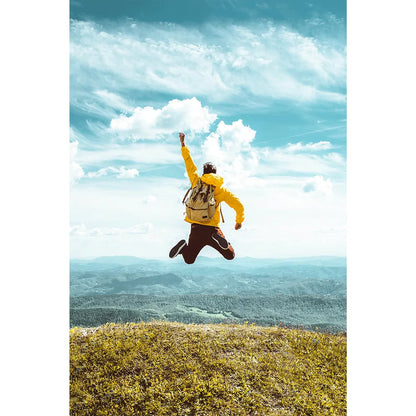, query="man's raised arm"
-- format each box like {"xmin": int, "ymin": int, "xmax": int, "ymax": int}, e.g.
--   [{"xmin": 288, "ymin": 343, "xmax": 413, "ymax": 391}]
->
[{"xmin": 179, "ymin": 132, "xmax": 199, "ymax": 187}]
